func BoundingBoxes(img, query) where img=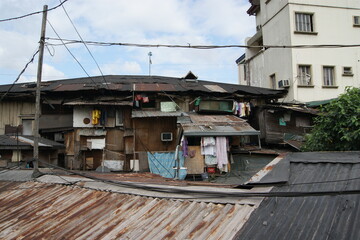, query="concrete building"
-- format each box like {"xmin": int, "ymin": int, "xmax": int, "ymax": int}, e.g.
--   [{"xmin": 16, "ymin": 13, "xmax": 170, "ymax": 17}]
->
[{"xmin": 237, "ymin": 0, "xmax": 360, "ymax": 103}]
